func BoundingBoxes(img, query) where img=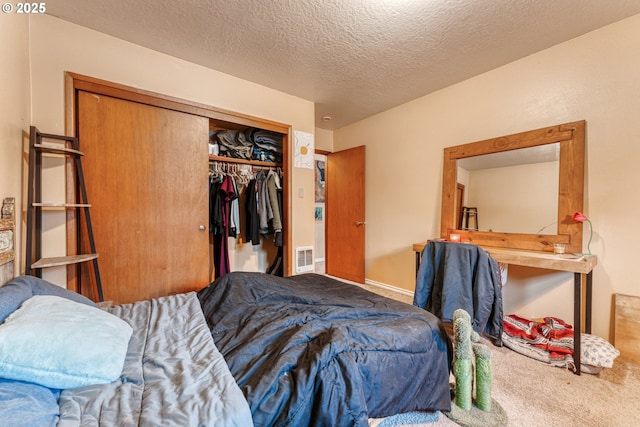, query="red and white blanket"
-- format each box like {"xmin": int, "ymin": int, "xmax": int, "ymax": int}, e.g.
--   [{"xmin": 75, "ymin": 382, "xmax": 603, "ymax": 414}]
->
[{"xmin": 502, "ymin": 314, "xmax": 575, "ymax": 370}]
